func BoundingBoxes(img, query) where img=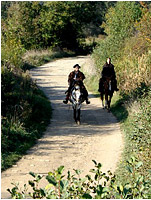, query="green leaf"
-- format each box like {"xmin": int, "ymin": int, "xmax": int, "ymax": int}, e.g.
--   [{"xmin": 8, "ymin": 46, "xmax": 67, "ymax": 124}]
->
[
  {"xmin": 126, "ymin": 166, "xmax": 133, "ymax": 173},
  {"xmin": 28, "ymin": 180, "xmax": 35, "ymax": 187},
  {"xmin": 92, "ymin": 160, "xmax": 97, "ymax": 165},
  {"xmin": 45, "ymin": 183, "xmax": 53, "ymax": 190},
  {"xmin": 85, "ymin": 174, "xmax": 92, "ymax": 181},
  {"xmin": 97, "ymin": 163, "xmax": 102, "ymax": 168},
  {"xmin": 40, "ymin": 188, "xmax": 46, "ymax": 197},
  {"xmin": 89, "ymin": 169, "xmax": 96, "ymax": 173},
  {"xmin": 119, "ymin": 185, "xmax": 123, "ymax": 192},
  {"xmin": 60, "ymin": 180, "xmax": 68, "ymax": 191},
  {"xmin": 29, "ymin": 171, "xmax": 36, "ymax": 178},
  {"xmin": 46, "ymin": 175, "xmax": 57, "ymax": 186},
  {"xmin": 57, "ymin": 165, "xmax": 64, "ymax": 174},
  {"xmin": 74, "ymin": 169, "xmax": 81, "ymax": 175},
  {"xmin": 48, "ymin": 171, "xmax": 53, "ymax": 176},
  {"xmin": 82, "ymin": 193, "xmax": 92, "ymax": 199},
  {"xmin": 136, "ymin": 161, "xmax": 143, "ymax": 169}
]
